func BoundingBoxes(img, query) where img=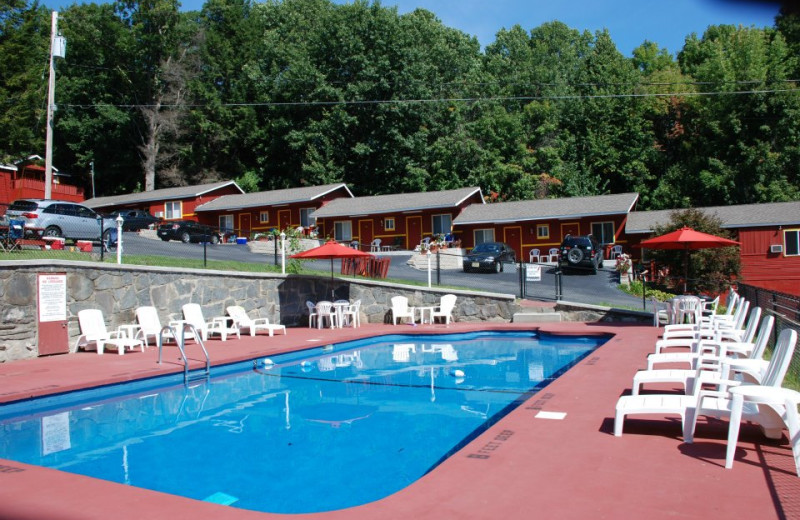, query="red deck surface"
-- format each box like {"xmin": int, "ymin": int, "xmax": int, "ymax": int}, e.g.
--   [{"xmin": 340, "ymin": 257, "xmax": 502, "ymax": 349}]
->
[{"xmin": 0, "ymin": 321, "xmax": 798, "ymax": 520}]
